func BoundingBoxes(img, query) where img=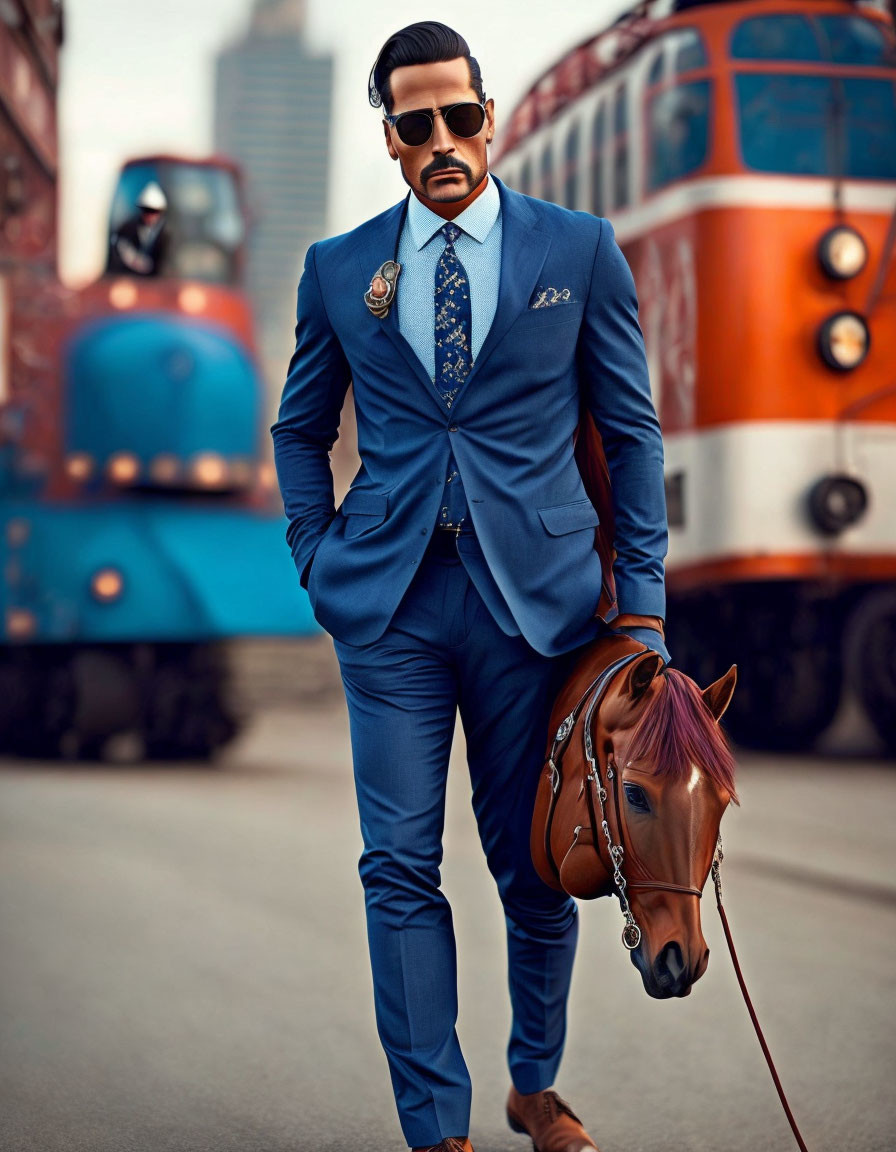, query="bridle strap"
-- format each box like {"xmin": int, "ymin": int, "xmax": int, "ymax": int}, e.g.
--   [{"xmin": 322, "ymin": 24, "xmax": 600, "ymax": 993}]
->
[
  {"xmin": 712, "ymin": 849, "xmax": 811, "ymax": 1152},
  {"xmin": 627, "ymin": 880, "xmax": 703, "ymax": 897}
]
